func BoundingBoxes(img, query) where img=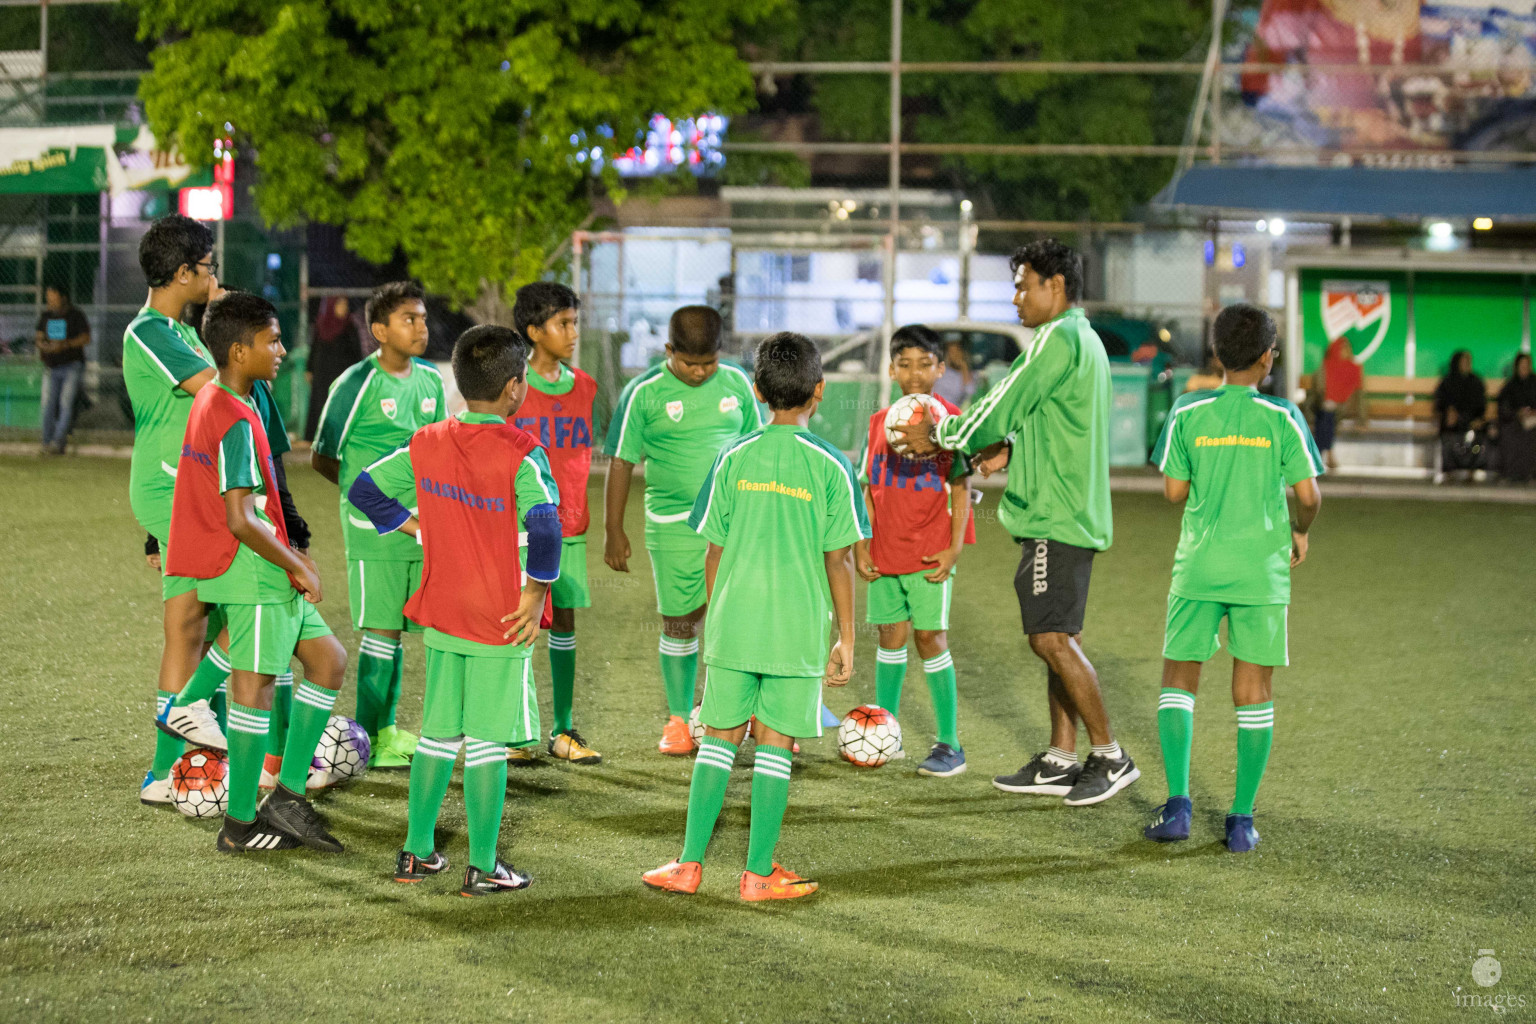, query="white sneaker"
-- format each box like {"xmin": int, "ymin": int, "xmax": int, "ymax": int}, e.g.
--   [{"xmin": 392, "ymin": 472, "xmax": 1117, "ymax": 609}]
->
[
  {"xmin": 259, "ymin": 768, "xmax": 279, "ymax": 791},
  {"xmin": 140, "ymin": 771, "xmax": 175, "ymax": 806},
  {"xmin": 158, "ymin": 699, "xmax": 227, "ymax": 751},
  {"xmin": 307, "ymin": 767, "xmax": 340, "ymax": 792}
]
